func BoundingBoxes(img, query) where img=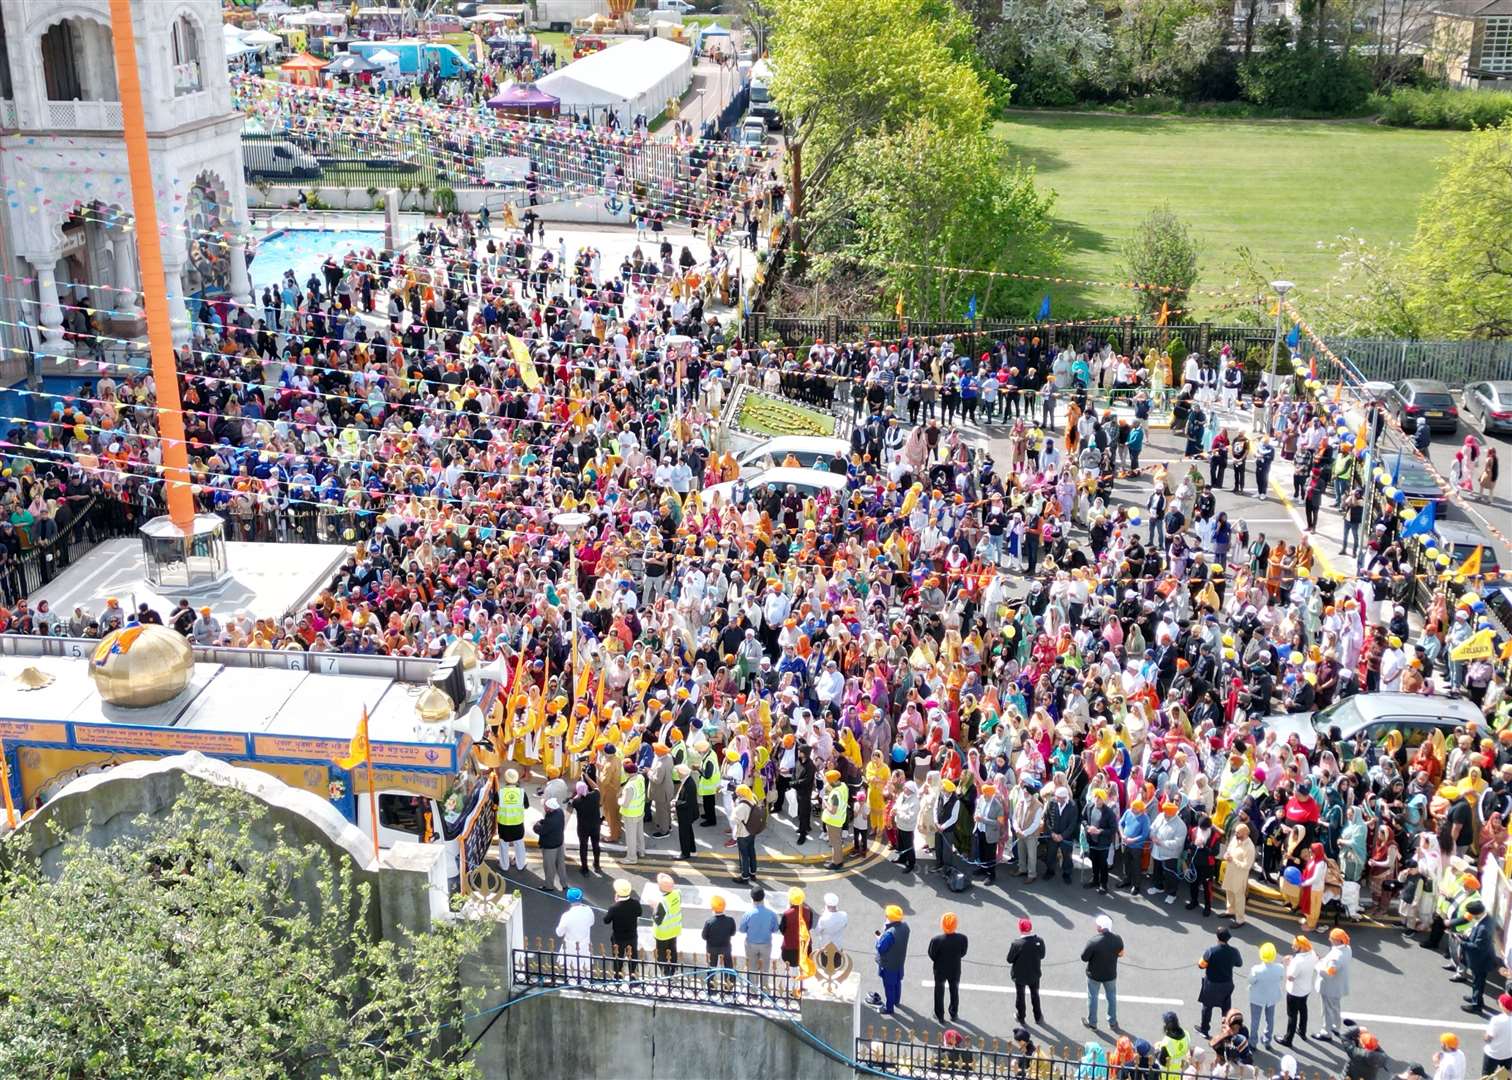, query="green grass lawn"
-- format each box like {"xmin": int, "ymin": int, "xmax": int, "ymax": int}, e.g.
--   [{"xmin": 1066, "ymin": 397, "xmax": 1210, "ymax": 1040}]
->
[{"xmin": 994, "ymin": 111, "xmax": 1462, "ymax": 316}]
